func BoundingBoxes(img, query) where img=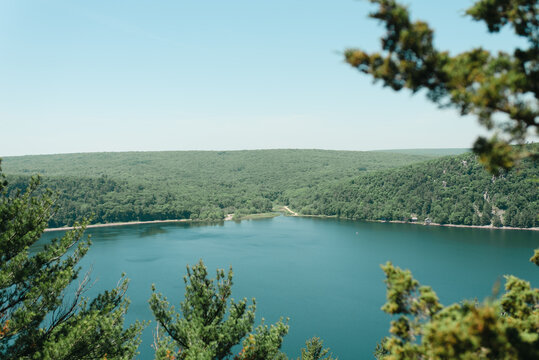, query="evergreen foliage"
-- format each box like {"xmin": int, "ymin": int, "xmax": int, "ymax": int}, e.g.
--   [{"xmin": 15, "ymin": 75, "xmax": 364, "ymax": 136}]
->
[
  {"xmin": 0, "ymin": 161, "xmax": 143, "ymax": 359},
  {"xmin": 149, "ymin": 260, "xmax": 334, "ymax": 360},
  {"xmin": 375, "ymin": 255, "xmax": 539, "ymax": 359},
  {"xmin": 148, "ymin": 260, "xmax": 275, "ymax": 360},
  {"xmin": 297, "ymin": 338, "xmax": 336, "ymax": 360},
  {"xmin": 531, "ymin": 249, "xmax": 539, "ymax": 266},
  {"xmin": 345, "ymin": 0, "xmax": 538, "ymax": 174}
]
